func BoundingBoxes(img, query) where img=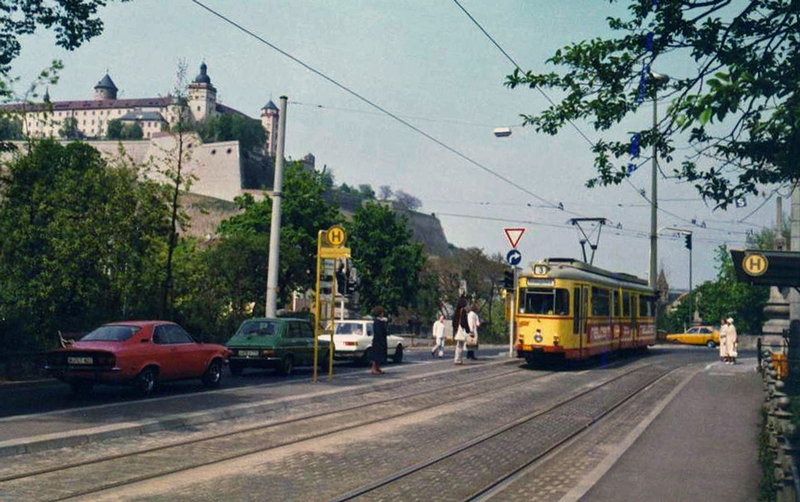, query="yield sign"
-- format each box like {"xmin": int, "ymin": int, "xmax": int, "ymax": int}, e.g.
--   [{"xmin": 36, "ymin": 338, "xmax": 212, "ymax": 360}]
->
[{"xmin": 504, "ymin": 227, "xmax": 525, "ymax": 249}]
